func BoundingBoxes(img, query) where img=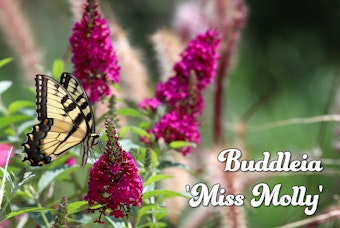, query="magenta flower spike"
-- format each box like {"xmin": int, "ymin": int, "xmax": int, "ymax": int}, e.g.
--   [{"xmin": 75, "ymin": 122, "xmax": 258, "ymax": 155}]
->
[
  {"xmin": 140, "ymin": 30, "xmax": 220, "ymax": 155},
  {"xmin": 85, "ymin": 118, "xmax": 143, "ymax": 223},
  {"xmin": 70, "ymin": 0, "xmax": 120, "ymax": 102}
]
